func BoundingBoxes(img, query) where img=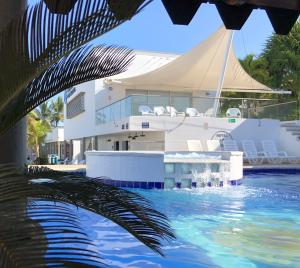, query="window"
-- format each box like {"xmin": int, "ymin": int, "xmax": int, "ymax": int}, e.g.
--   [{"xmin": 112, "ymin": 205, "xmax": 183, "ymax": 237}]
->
[
  {"xmin": 66, "ymin": 92, "xmax": 85, "ymax": 119},
  {"xmin": 165, "ymin": 163, "xmax": 175, "ymax": 174},
  {"xmin": 180, "ymin": 163, "xmax": 191, "ymax": 174}
]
